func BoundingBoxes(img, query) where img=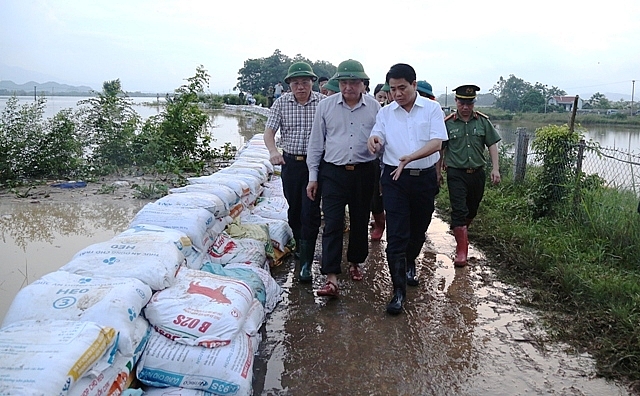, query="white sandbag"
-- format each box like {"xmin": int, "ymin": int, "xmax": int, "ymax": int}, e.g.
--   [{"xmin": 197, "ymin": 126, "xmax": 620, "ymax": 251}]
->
[
  {"xmin": 217, "ymin": 166, "xmax": 267, "ymax": 184},
  {"xmin": 234, "ymin": 155, "xmax": 274, "ymax": 174},
  {"xmin": 0, "ymin": 320, "xmax": 118, "ymax": 395},
  {"xmin": 117, "ymin": 224, "xmax": 204, "ymax": 270},
  {"xmin": 69, "ymin": 316, "xmax": 151, "ymax": 396},
  {"xmin": 207, "ymin": 232, "xmax": 267, "ymax": 267},
  {"xmin": 261, "ymin": 177, "xmax": 284, "ymax": 198},
  {"xmin": 130, "ymin": 203, "xmax": 218, "ymax": 251},
  {"xmin": 187, "ymin": 175, "xmax": 250, "ymax": 199},
  {"xmin": 137, "ymin": 330, "xmax": 255, "ymax": 396},
  {"xmin": 239, "ymin": 212, "xmax": 294, "ymax": 252},
  {"xmin": 251, "ymin": 196, "xmax": 289, "ymax": 221},
  {"xmin": 194, "ymin": 173, "xmax": 262, "ymax": 203},
  {"xmin": 226, "ymin": 263, "xmax": 283, "ymax": 314},
  {"xmin": 2, "ymin": 271, "xmax": 152, "ymax": 356},
  {"xmin": 225, "ymin": 220, "xmax": 275, "ymax": 261},
  {"xmin": 144, "ymin": 268, "xmax": 255, "ymax": 348},
  {"xmin": 157, "ymin": 191, "xmax": 229, "ymax": 218},
  {"xmin": 168, "ymin": 185, "xmax": 244, "ymax": 219},
  {"xmin": 60, "ymin": 235, "xmax": 184, "ymax": 291}
]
